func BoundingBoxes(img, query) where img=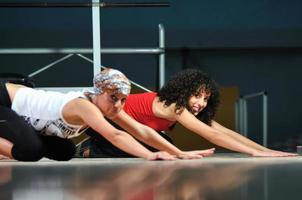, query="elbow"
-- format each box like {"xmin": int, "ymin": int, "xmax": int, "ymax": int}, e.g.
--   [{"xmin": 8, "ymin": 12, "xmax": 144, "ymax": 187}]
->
[{"xmin": 105, "ymin": 130, "xmax": 125, "ymax": 143}]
